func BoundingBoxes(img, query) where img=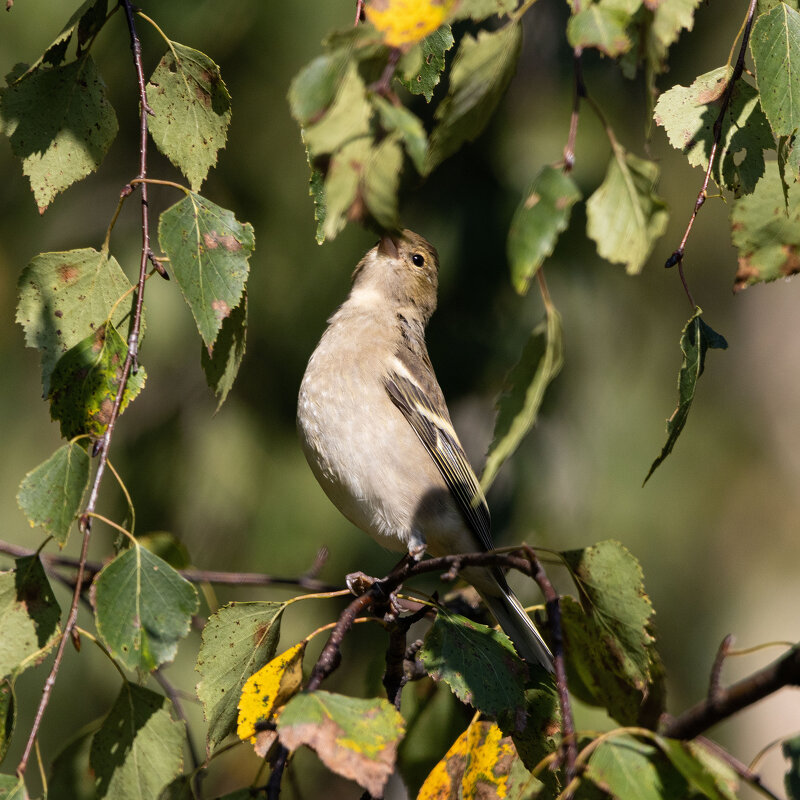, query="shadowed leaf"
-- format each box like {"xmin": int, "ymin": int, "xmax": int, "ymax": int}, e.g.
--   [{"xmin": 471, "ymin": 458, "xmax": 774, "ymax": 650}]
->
[
  {"xmin": 397, "ymin": 25, "xmax": 454, "ymax": 101},
  {"xmin": 200, "ymin": 293, "xmax": 247, "ymax": 410}
]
